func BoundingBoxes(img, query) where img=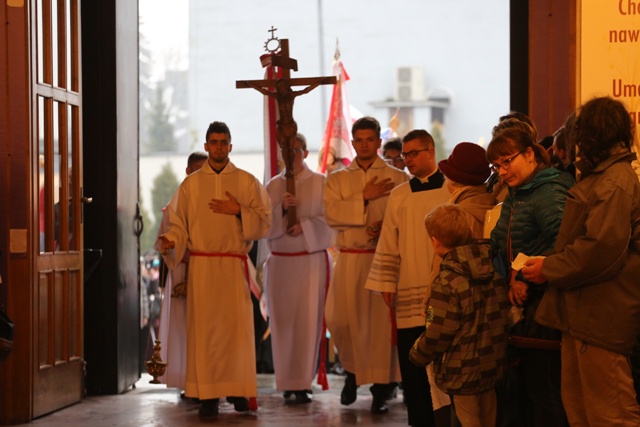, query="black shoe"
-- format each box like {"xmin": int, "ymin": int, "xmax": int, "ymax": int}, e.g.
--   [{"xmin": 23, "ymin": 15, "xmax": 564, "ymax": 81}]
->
[
  {"xmin": 386, "ymin": 382, "xmax": 398, "ymax": 400},
  {"xmin": 283, "ymin": 390, "xmax": 294, "ymax": 399},
  {"xmin": 294, "ymin": 390, "xmax": 312, "ymax": 404},
  {"xmin": 370, "ymin": 396, "xmax": 389, "ymax": 414},
  {"xmin": 198, "ymin": 399, "xmax": 219, "ymax": 417},
  {"xmin": 340, "ymin": 372, "xmax": 358, "ymax": 405},
  {"xmin": 227, "ymin": 396, "xmax": 249, "ymax": 412}
]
